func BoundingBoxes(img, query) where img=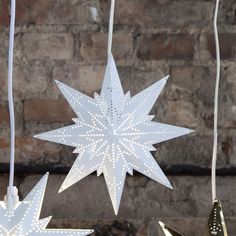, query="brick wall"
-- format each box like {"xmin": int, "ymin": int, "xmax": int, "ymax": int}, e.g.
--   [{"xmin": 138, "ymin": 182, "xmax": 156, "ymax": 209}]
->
[{"xmin": 0, "ymin": 0, "xmax": 236, "ymax": 235}]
